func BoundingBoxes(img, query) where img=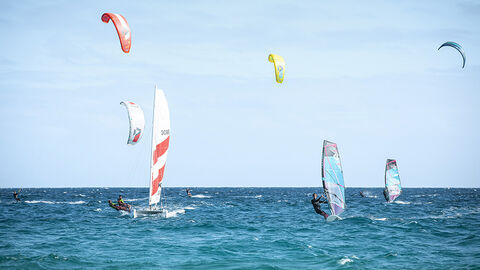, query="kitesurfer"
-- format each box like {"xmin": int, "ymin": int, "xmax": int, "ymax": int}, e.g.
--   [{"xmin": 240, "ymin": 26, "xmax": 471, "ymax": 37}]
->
[
  {"xmin": 311, "ymin": 193, "xmax": 328, "ymax": 219},
  {"xmin": 186, "ymin": 188, "xmax": 192, "ymax": 197},
  {"xmin": 13, "ymin": 190, "xmax": 20, "ymax": 201},
  {"xmin": 360, "ymin": 191, "xmax": 366, "ymax": 197}
]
